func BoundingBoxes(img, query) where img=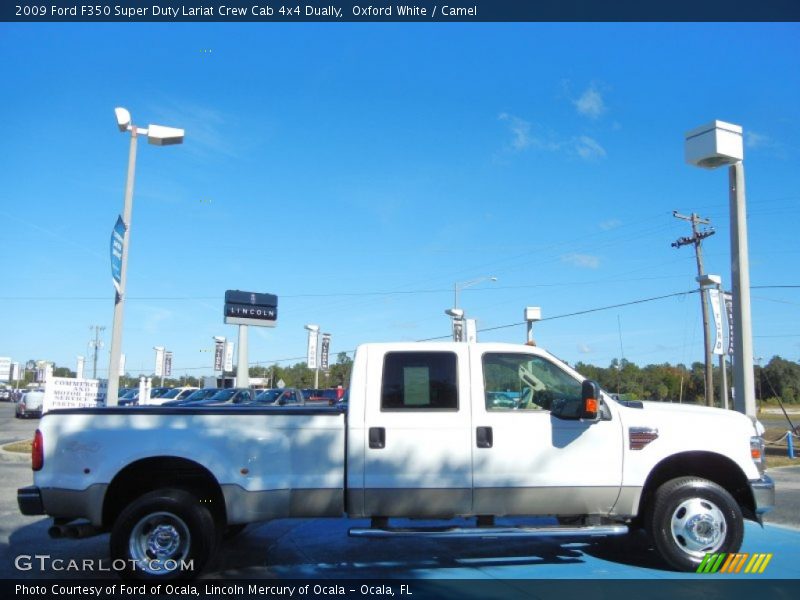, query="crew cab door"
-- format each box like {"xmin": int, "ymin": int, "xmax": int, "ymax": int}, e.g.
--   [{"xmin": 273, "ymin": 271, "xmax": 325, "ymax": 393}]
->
[
  {"xmin": 471, "ymin": 349, "xmax": 623, "ymax": 515},
  {"xmin": 361, "ymin": 345, "xmax": 473, "ymax": 517}
]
